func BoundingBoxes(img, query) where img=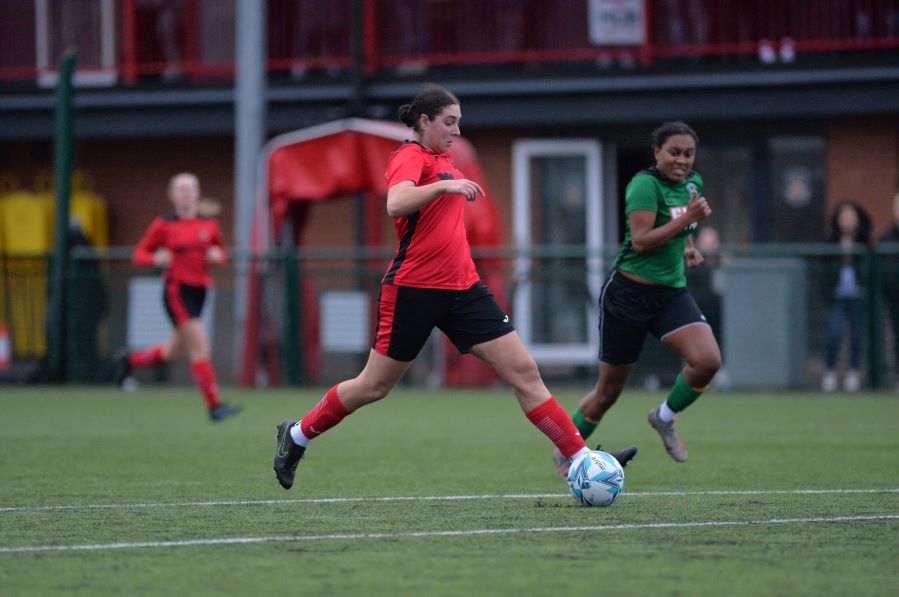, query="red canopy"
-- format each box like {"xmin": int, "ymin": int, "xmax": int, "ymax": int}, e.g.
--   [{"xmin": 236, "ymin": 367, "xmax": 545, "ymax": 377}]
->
[{"xmin": 242, "ymin": 118, "xmax": 504, "ymax": 386}]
